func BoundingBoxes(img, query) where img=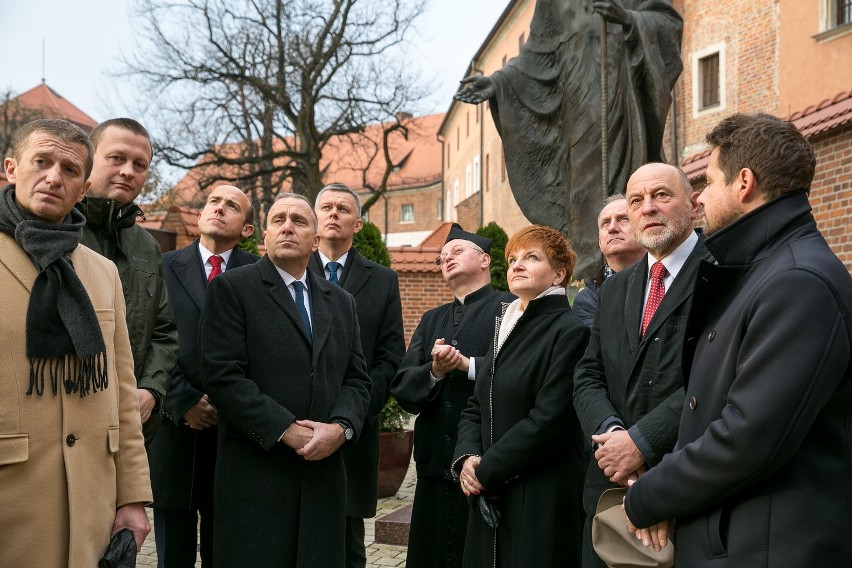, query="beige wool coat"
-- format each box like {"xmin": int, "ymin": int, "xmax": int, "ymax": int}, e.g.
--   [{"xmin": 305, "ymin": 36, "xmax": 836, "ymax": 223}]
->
[{"xmin": 0, "ymin": 233, "xmax": 152, "ymax": 568}]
